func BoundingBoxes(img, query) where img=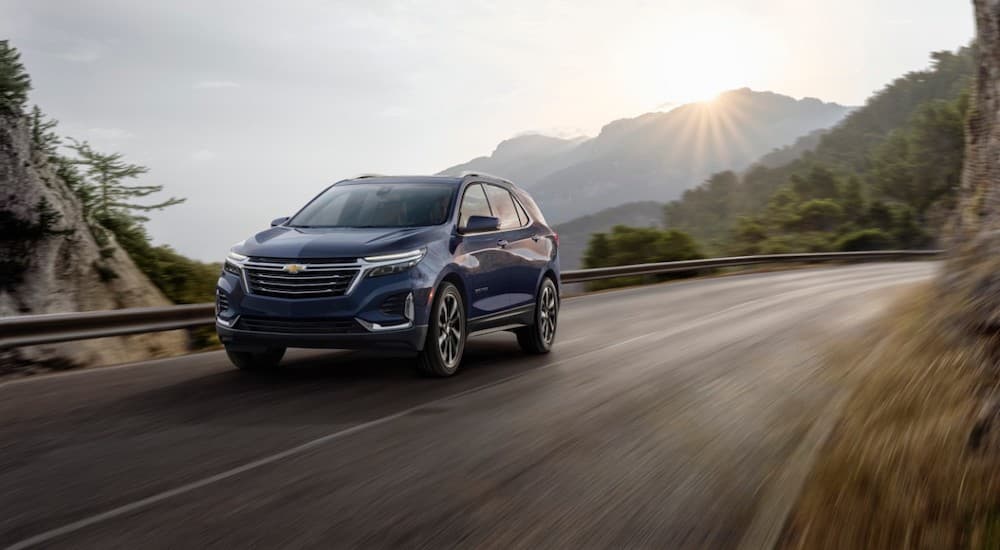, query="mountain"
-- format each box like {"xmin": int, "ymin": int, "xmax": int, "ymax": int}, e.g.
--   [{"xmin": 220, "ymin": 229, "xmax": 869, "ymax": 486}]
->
[
  {"xmin": 439, "ymin": 133, "xmax": 586, "ymax": 189},
  {"xmin": 663, "ymin": 47, "xmax": 974, "ymax": 251},
  {"xmin": 440, "ymin": 89, "xmax": 851, "ymax": 223},
  {"xmin": 554, "ymin": 201, "xmax": 665, "ymax": 270},
  {"xmin": 0, "ymin": 112, "xmax": 188, "ymax": 375}
]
